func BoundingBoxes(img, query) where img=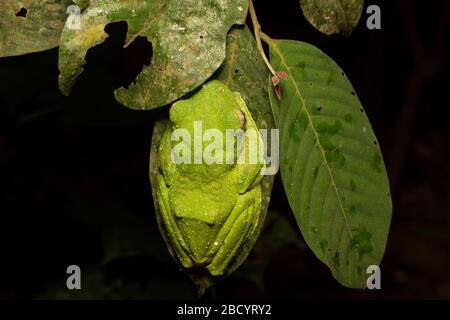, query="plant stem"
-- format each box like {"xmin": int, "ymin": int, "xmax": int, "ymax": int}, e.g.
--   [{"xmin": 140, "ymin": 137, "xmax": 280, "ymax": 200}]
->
[
  {"xmin": 249, "ymin": 0, "xmax": 276, "ymax": 76},
  {"xmin": 260, "ymin": 32, "xmax": 272, "ymax": 45}
]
